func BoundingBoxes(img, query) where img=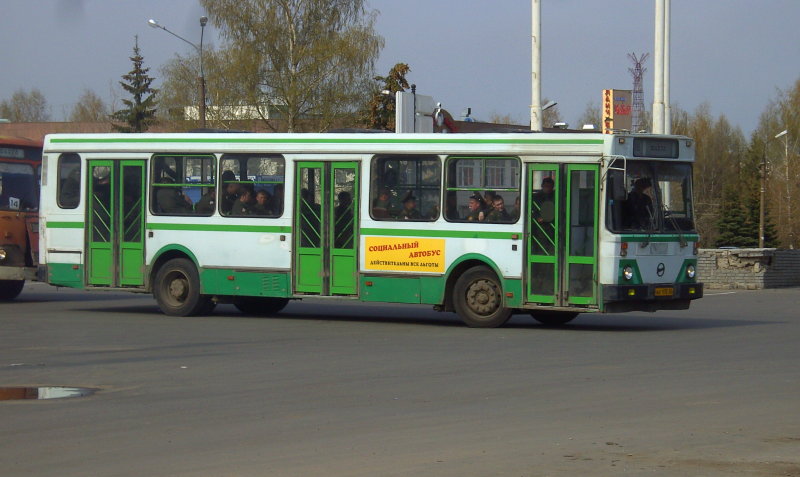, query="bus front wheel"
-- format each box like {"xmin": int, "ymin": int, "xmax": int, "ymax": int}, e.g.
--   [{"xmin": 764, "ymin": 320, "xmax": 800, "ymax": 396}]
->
[
  {"xmin": 0, "ymin": 280, "xmax": 25, "ymax": 301},
  {"xmin": 153, "ymin": 258, "xmax": 211, "ymax": 316},
  {"xmin": 453, "ymin": 266, "xmax": 511, "ymax": 328}
]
